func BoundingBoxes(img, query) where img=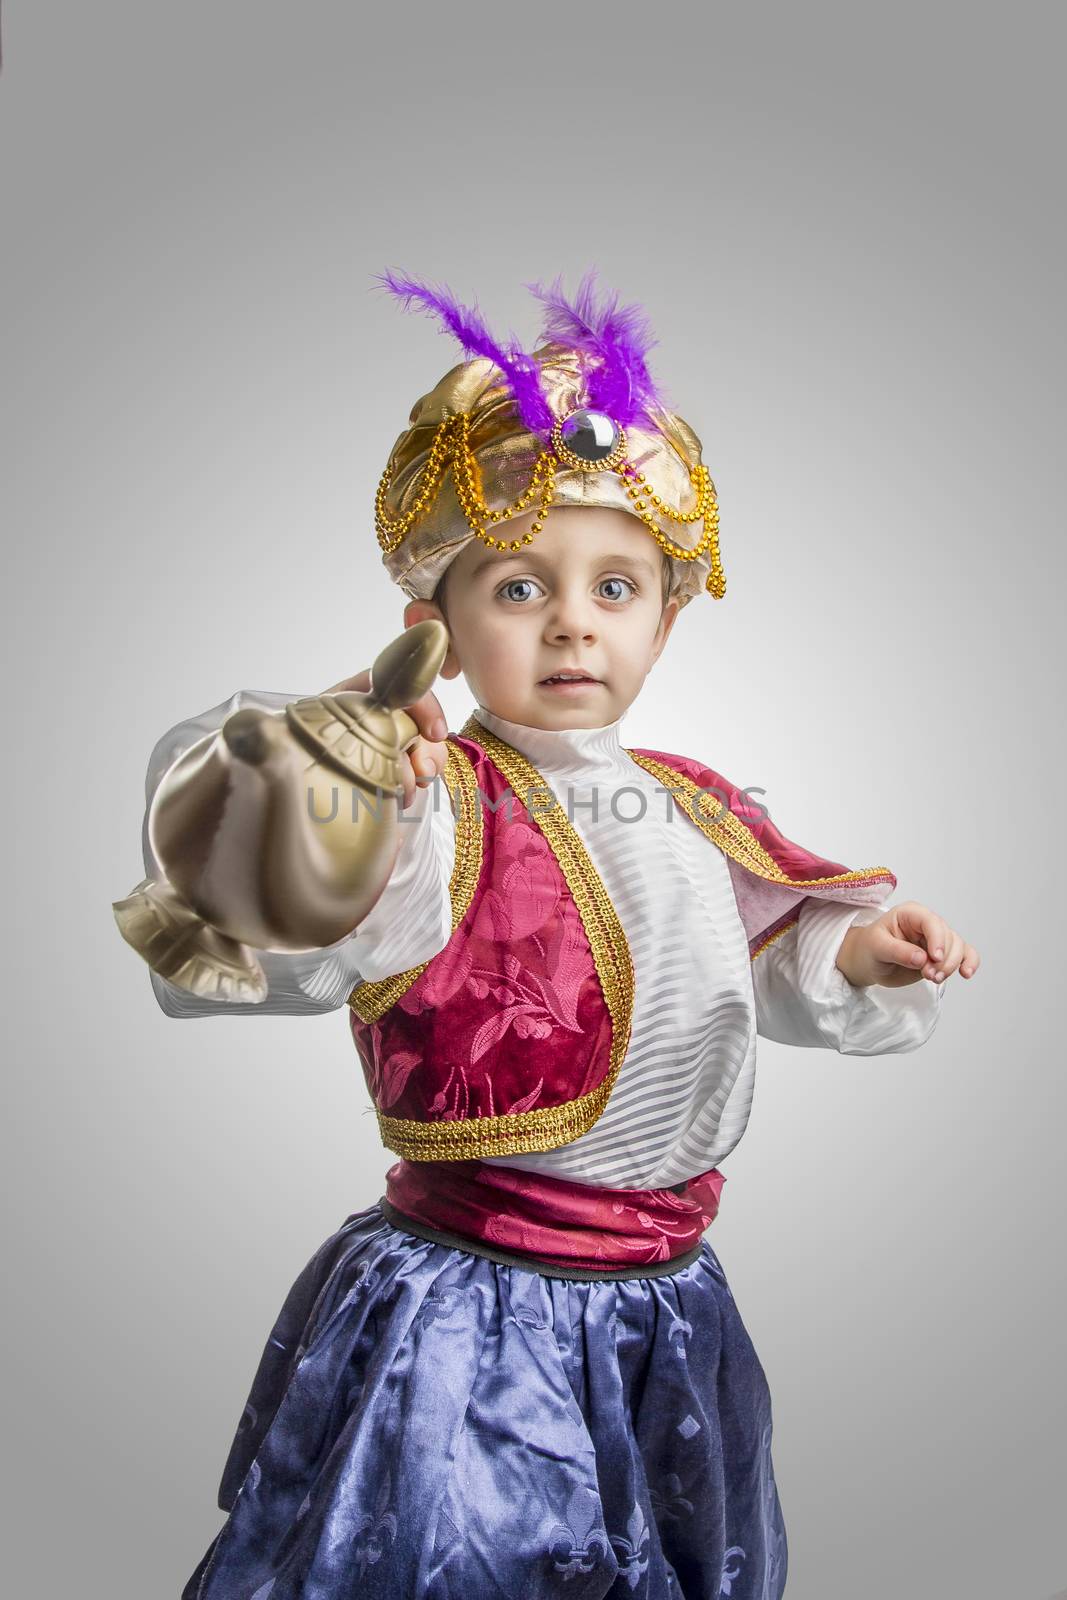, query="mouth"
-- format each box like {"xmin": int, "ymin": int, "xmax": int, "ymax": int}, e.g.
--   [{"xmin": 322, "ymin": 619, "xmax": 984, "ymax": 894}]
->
[{"xmin": 537, "ymin": 672, "xmax": 602, "ymax": 689}]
